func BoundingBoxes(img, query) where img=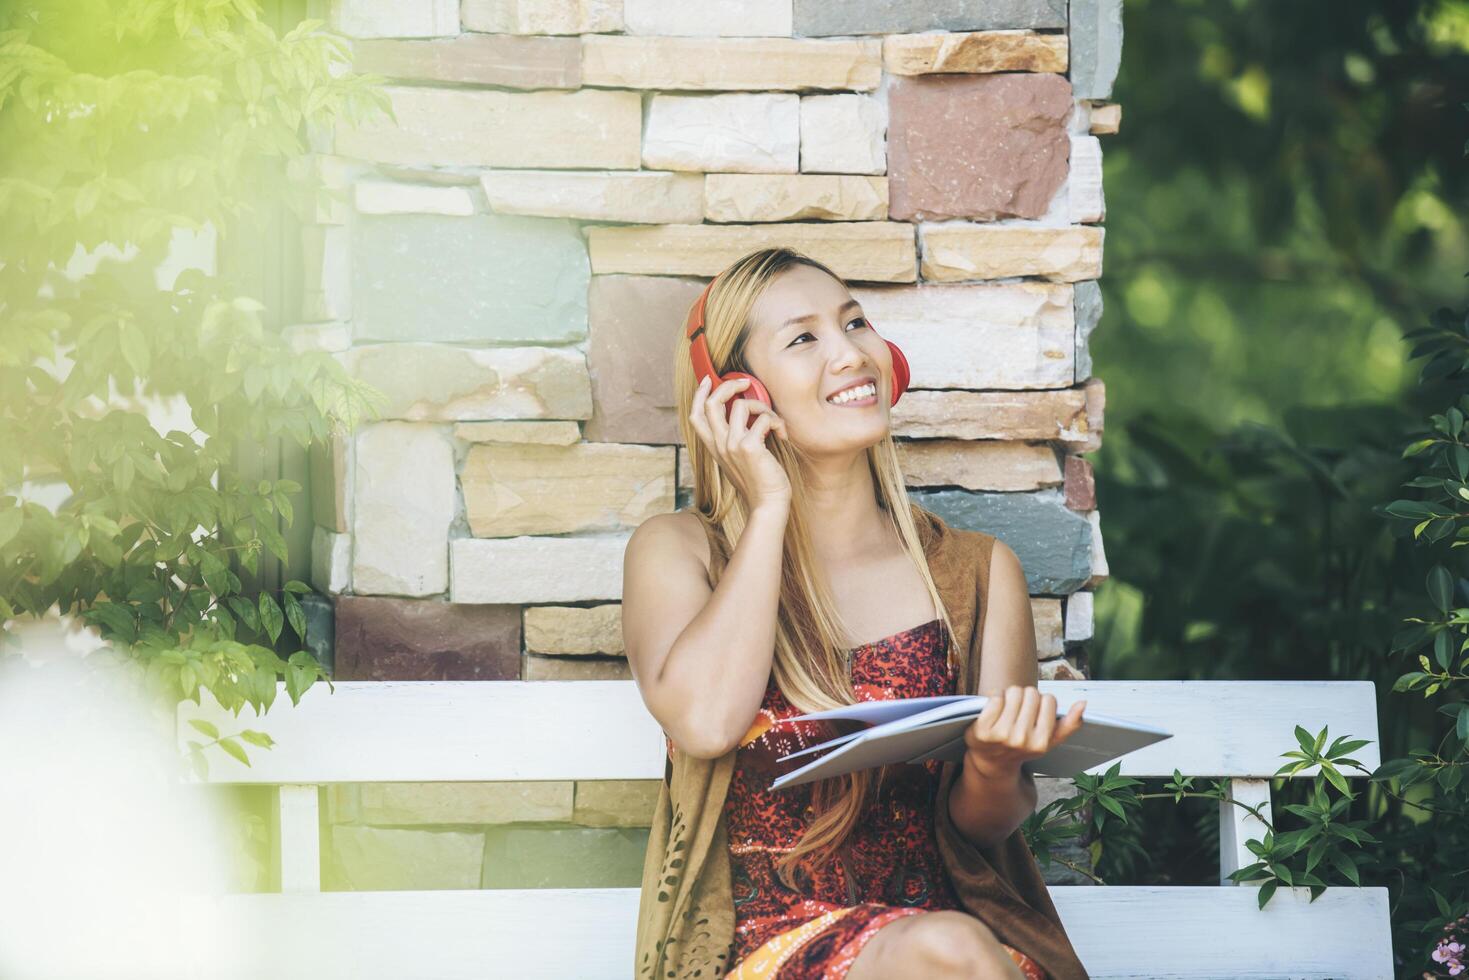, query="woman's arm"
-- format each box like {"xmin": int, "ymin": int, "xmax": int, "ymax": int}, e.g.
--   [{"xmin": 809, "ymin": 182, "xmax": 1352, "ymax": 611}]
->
[{"xmin": 622, "ymin": 500, "xmax": 790, "ymax": 759}]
